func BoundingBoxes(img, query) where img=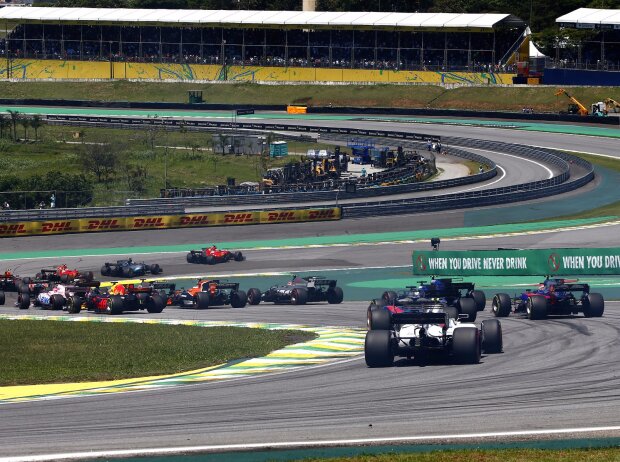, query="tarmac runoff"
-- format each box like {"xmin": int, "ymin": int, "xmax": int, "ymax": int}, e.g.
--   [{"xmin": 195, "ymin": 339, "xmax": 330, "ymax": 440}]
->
[
  {"xmin": 0, "ymin": 315, "xmax": 365, "ymax": 404},
  {"xmin": 1, "ymin": 105, "xmax": 620, "ymax": 138}
]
